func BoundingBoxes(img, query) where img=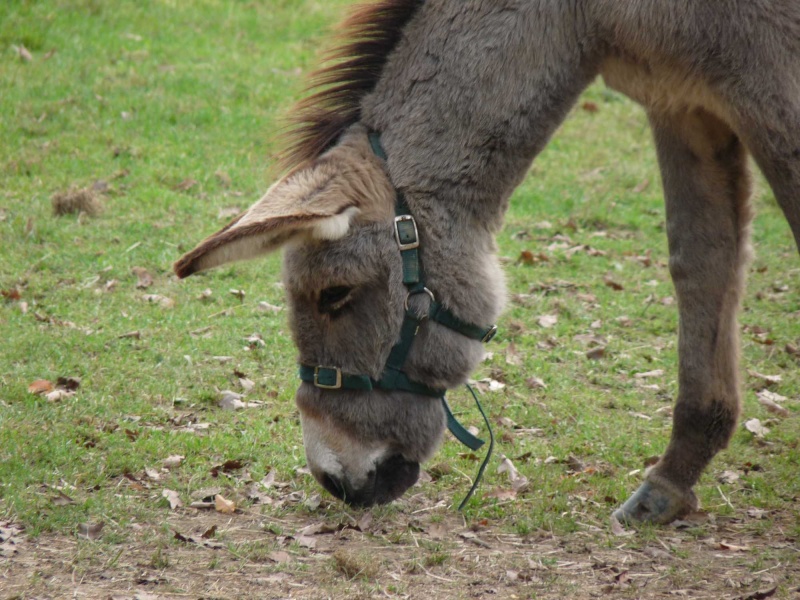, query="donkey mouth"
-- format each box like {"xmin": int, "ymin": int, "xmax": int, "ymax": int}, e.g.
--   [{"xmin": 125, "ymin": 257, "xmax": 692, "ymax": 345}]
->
[{"xmin": 320, "ymin": 454, "xmax": 420, "ymax": 507}]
